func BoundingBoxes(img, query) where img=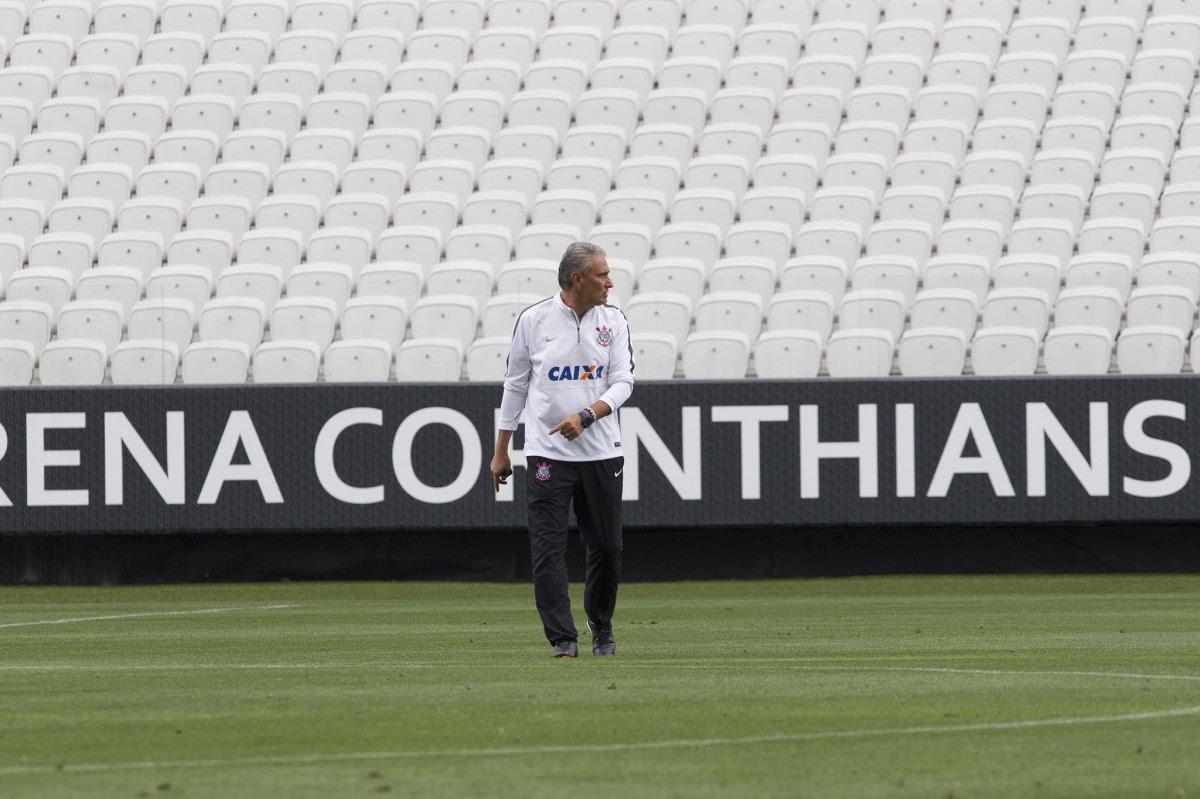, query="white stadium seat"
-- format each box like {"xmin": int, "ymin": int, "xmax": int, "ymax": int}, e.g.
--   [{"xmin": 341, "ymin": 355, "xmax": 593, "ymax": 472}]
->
[
  {"xmin": 1043, "ymin": 326, "xmax": 1114, "ymax": 376},
  {"xmin": 252, "ymin": 340, "xmax": 322, "ymax": 384},
  {"xmin": 39, "ymin": 339, "xmax": 108, "ymax": 386},
  {"xmin": 969, "ymin": 327, "xmax": 1041, "ymax": 377},
  {"xmin": 111, "ymin": 340, "xmax": 179, "ymax": 385},
  {"xmin": 0, "ymin": 339, "xmax": 36, "ymax": 386},
  {"xmin": 826, "ymin": 329, "xmax": 894, "ymax": 378},
  {"xmin": 897, "ymin": 328, "xmax": 967, "ymax": 377},
  {"xmin": 394, "ymin": 338, "xmax": 463, "ymax": 382},
  {"xmin": 682, "ymin": 331, "xmax": 751, "ymax": 380},
  {"xmin": 181, "ymin": 340, "xmax": 250, "ymax": 384},
  {"xmin": 323, "ymin": 339, "xmax": 394, "ymax": 383}
]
